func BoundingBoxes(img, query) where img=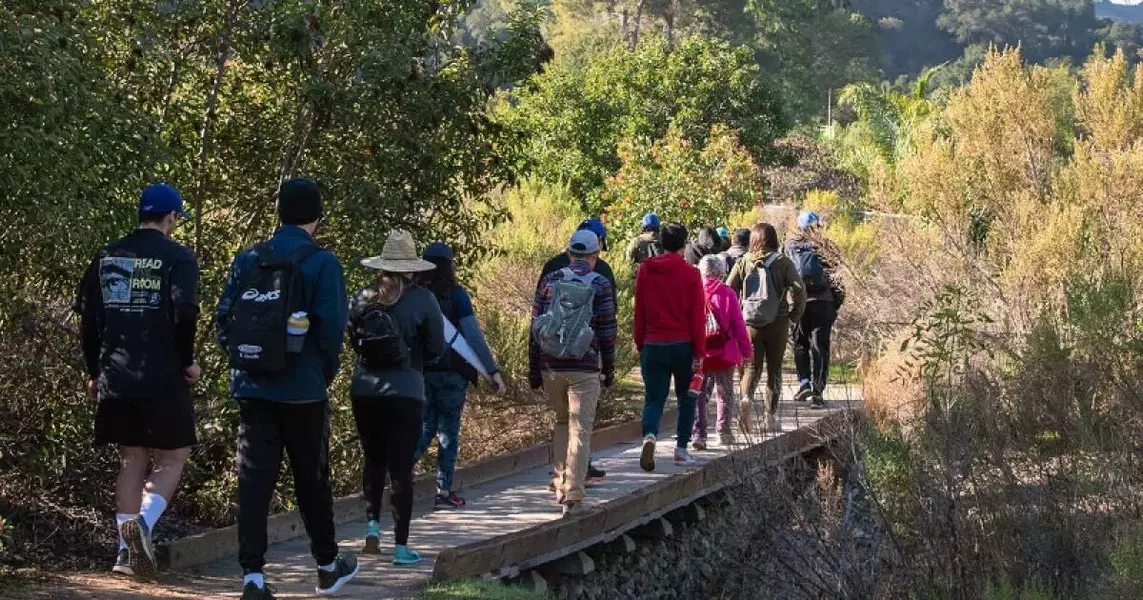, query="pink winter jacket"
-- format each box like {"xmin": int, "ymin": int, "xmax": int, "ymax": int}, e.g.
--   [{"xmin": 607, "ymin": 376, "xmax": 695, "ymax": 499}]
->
[{"xmin": 702, "ymin": 277, "xmax": 752, "ymax": 371}]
